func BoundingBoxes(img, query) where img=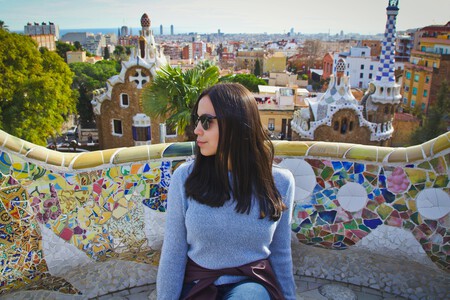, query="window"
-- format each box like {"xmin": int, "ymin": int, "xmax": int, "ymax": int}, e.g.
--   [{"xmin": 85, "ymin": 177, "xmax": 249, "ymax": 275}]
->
[
  {"xmin": 349, "ymin": 121, "xmax": 354, "ymax": 132},
  {"xmin": 369, "ymin": 73, "xmax": 373, "ymax": 79},
  {"xmin": 268, "ymin": 118, "xmax": 275, "ymax": 131},
  {"xmin": 360, "ymin": 64, "xmax": 364, "ymax": 70},
  {"xmin": 166, "ymin": 123, "xmax": 177, "ymax": 137},
  {"xmin": 406, "ymin": 72, "xmax": 411, "ymax": 79},
  {"xmin": 370, "ymin": 65, "xmax": 374, "ymax": 70},
  {"xmin": 403, "ymin": 98, "xmax": 408, "ymax": 104},
  {"xmin": 412, "ymin": 87, "xmax": 417, "ymax": 95},
  {"xmin": 333, "ymin": 121, "xmax": 339, "ymax": 131},
  {"xmin": 425, "ymin": 76, "xmax": 430, "ymax": 83},
  {"xmin": 421, "ymin": 103, "xmax": 426, "ymax": 110},
  {"xmin": 360, "ymin": 73, "xmax": 363, "ymax": 78},
  {"xmin": 433, "ymin": 62, "xmax": 437, "ymax": 68},
  {"xmin": 404, "ymin": 86, "xmax": 409, "ymax": 92},
  {"xmin": 340, "ymin": 118, "xmax": 348, "ymax": 134},
  {"xmin": 414, "ymin": 74, "xmax": 419, "ymax": 82},
  {"xmin": 112, "ymin": 119, "xmax": 123, "ymax": 135},
  {"xmin": 423, "ymin": 90, "xmax": 428, "ymax": 97},
  {"xmin": 120, "ymin": 93, "xmax": 129, "ymax": 107},
  {"xmin": 411, "ymin": 100, "xmax": 416, "ymax": 107},
  {"xmin": 132, "ymin": 126, "xmax": 150, "ymax": 141}
]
